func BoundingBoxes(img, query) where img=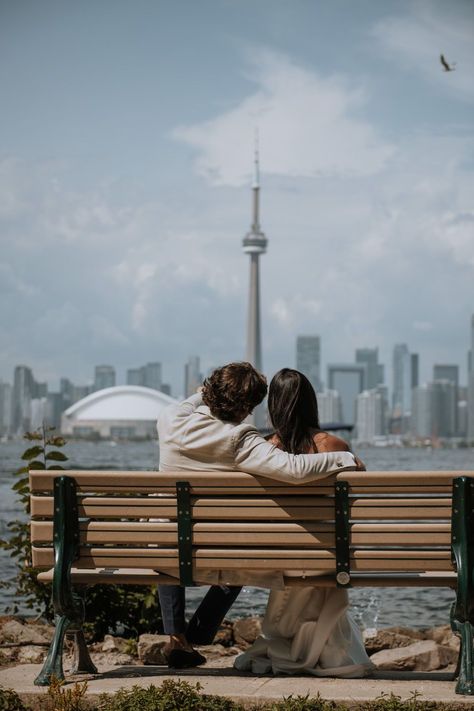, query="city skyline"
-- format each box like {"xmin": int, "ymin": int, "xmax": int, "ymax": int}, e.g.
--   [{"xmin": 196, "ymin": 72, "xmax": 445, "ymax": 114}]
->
[
  {"xmin": 1, "ymin": 2, "xmax": 473, "ymax": 395},
  {"xmin": 1, "ymin": 327, "xmax": 470, "ymax": 439}
]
